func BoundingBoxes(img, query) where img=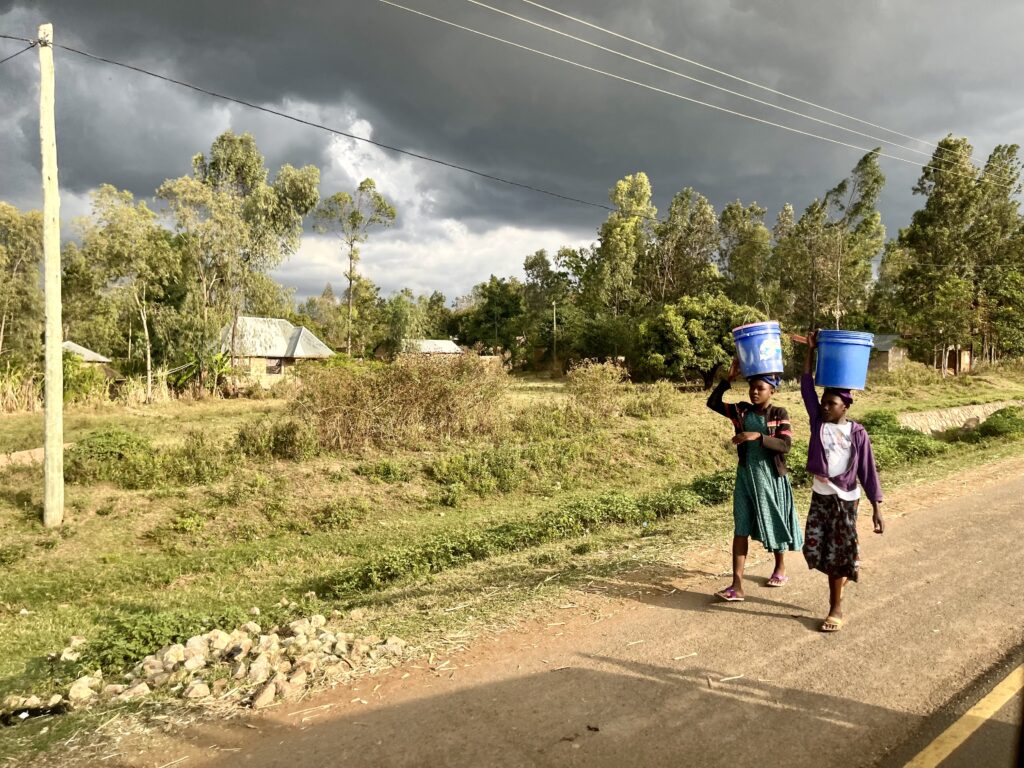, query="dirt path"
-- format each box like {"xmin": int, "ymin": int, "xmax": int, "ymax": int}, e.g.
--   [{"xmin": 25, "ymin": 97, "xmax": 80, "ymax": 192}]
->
[{"xmin": 114, "ymin": 457, "xmax": 1024, "ymax": 767}]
